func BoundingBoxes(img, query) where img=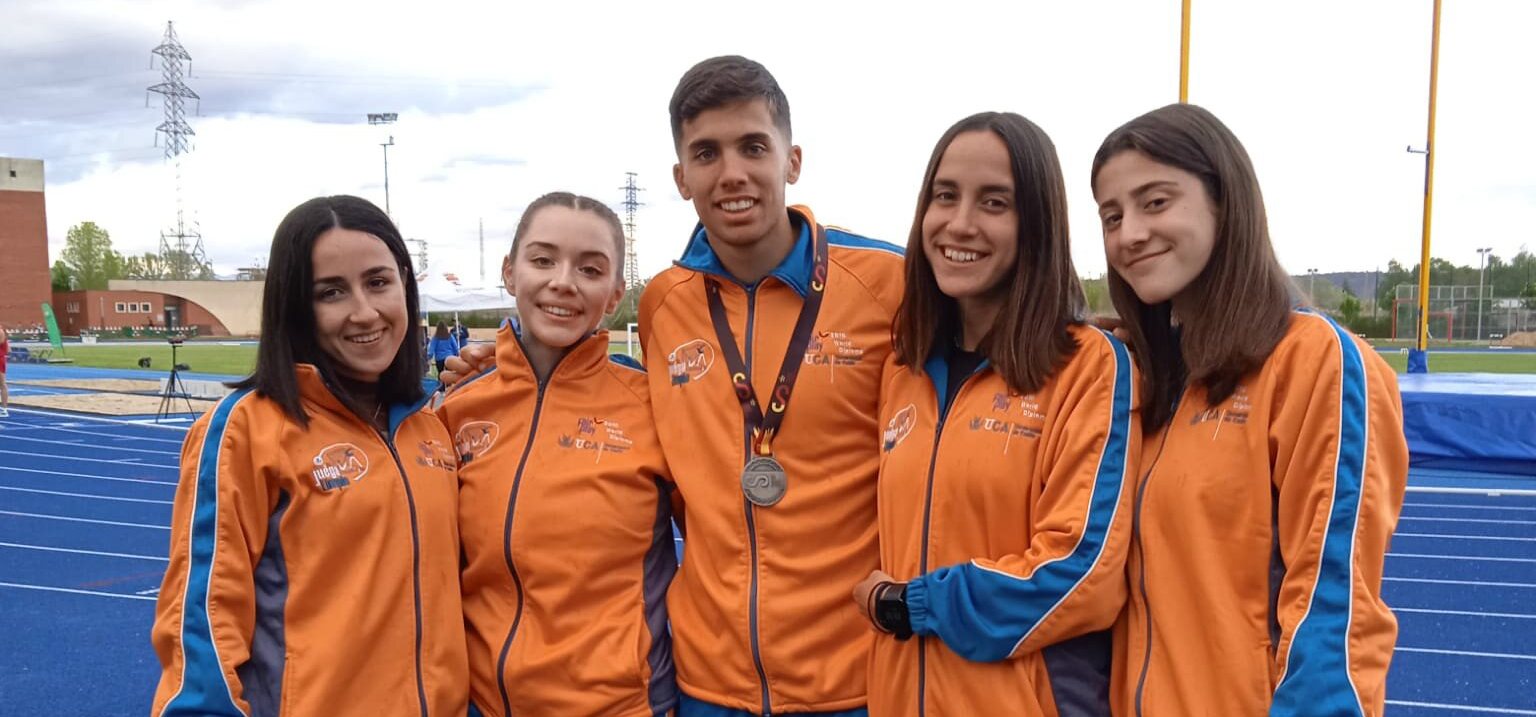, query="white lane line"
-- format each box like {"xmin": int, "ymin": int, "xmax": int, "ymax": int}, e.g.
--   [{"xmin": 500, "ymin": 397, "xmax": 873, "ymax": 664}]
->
[
  {"xmin": 1387, "ymin": 700, "xmax": 1536, "ymax": 714},
  {"xmin": 1394, "ymin": 533, "xmax": 1536, "ymax": 542},
  {"xmin": 0, "ymin": 581, "xmax": 156, "ymax": 601},
  {"xmin": 1399, "ymin": 516, "xmax": 1536, "ymax": 525},
  {"xmin": 0, "ymin": 449, "xmax": 176, "ymax": 469},
  {"xmin": 0, "ymin": 510, "xmax": 168, "ymax": 529},
  {"xmin": 4, "ymin": 407, "xmax": 189, "ymax": 431},
  {"xmin": 1397, "ymin": 647, "xmax": 1536, "ymax": 662},
  {"xmin": 1394, "ymin": 607, "xmax": 1536, "ymax": 620},
  {"xmin": 1384, "ymin": 576, "xmax": 1536, "ymax": 589},
  {"xmin": 1406, "ymin": 488, "xmax": 1536, "ymax": 500},
  {"xmin": 1388, "ymin": 553, "xmax": 1536, "ymax": 564},
  {"xmin": 0, "ymin": 485, "xmax": 173, "ymax": 504},
  {"xmin": 1405, "ymin": 503, "xmax": 1536, "ymax": 512},
  {"xmin": 19, "ymin": 424, "xmax": 185, "ymax": 445},
  {"xmin": 0, "ymin": 434, "xmax": 179, "ymax": 456},
  {"xmin": 0, "ymin": 541, "xmax": 166, "ymax": 560},
  {"xmin": 0, "ymin": 464, "xmax": 176, "ymax": 487}
]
